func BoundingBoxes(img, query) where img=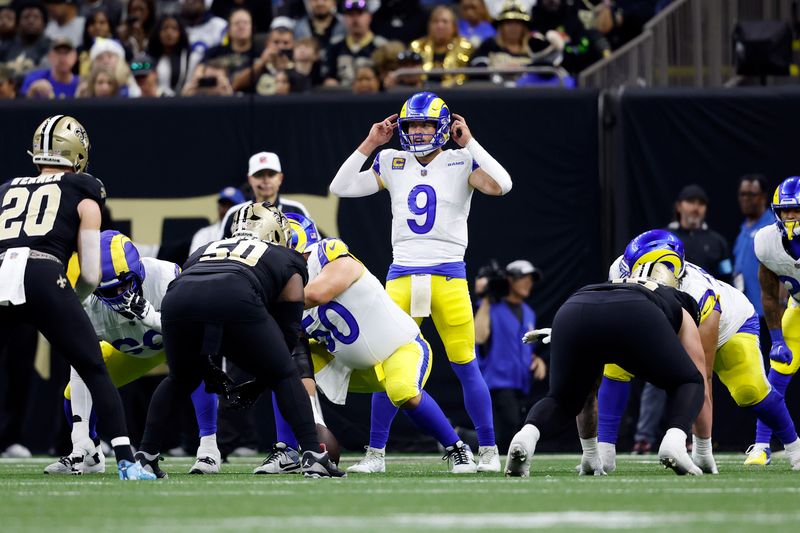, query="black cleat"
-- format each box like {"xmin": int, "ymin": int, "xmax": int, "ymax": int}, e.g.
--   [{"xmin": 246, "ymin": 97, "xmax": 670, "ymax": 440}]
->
[
  {"xmin": 134, "ymin": 451, "xmax": 168, "ymax": 479},
  {"xmin": 301, "ymin": 450, "xmax": 346, "ymax": 478}
]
